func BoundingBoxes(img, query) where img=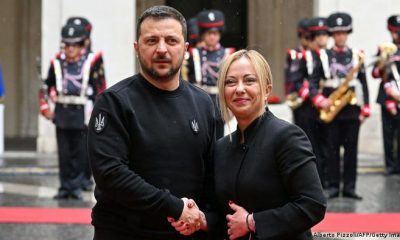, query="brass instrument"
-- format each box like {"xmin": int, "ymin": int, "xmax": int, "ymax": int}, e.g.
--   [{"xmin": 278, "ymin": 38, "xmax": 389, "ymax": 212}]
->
[
  {"xmin": 378, "ymin": 42, "xmax": 398, "ymax": 81},
  {"xmin": 286, "ymin": 92, "xmax": 303, "ymax": 110},
  {"xmin": 320, "ymin": 53, "xmax": 365, "ymax": 123},
  {"xmin": 286, "ymin": 80, "xmax": 309, "ymax": 110}
]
